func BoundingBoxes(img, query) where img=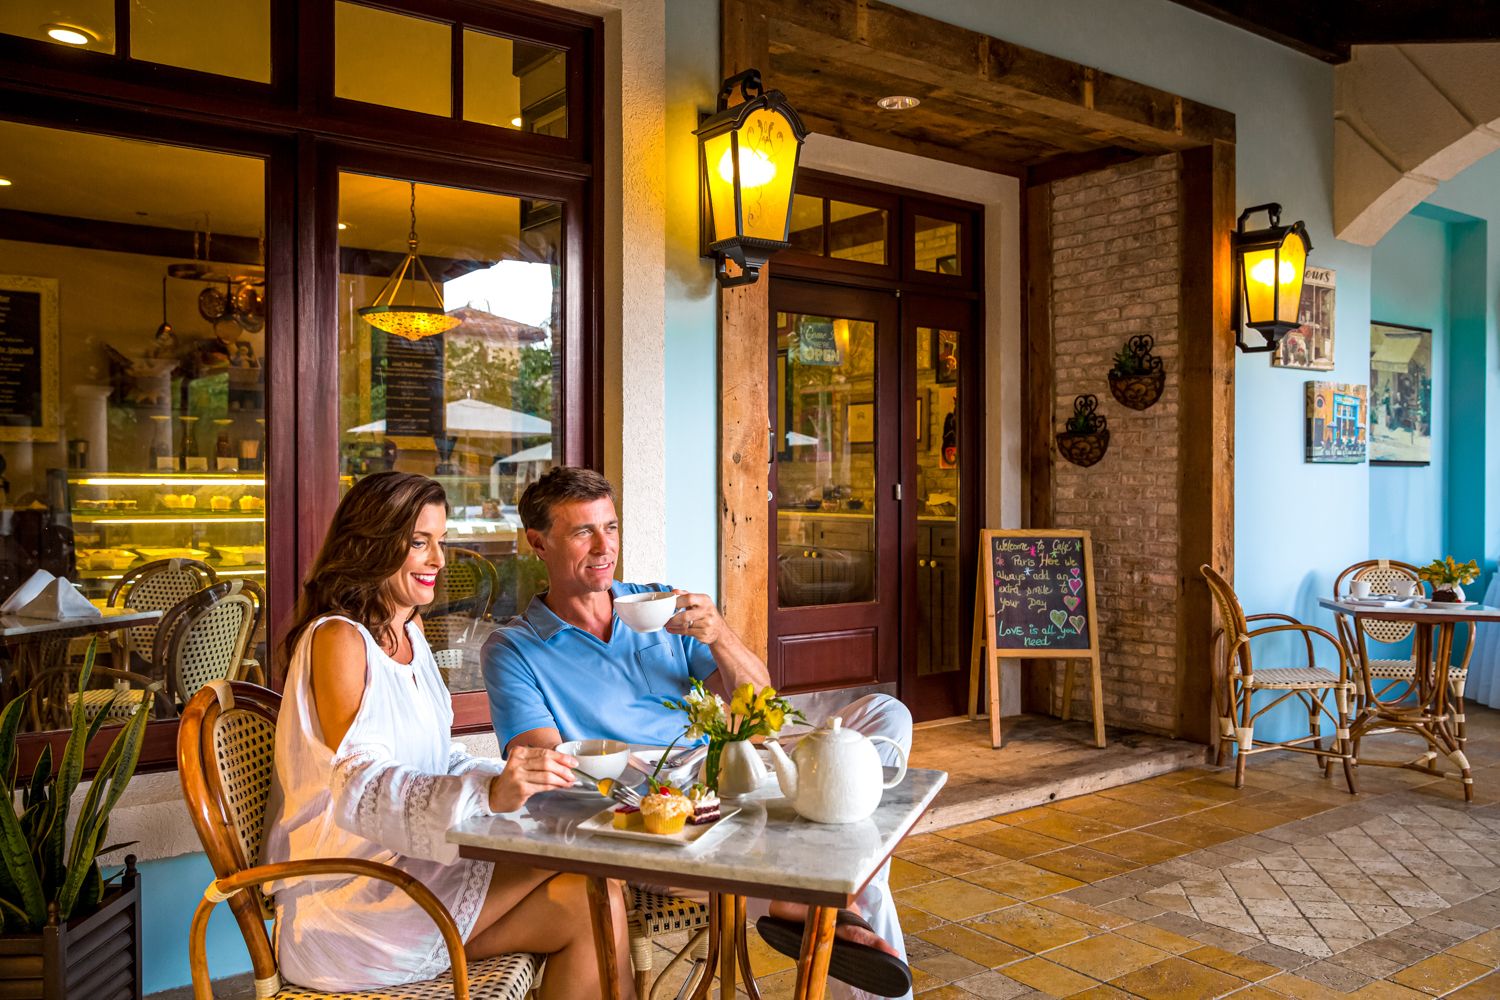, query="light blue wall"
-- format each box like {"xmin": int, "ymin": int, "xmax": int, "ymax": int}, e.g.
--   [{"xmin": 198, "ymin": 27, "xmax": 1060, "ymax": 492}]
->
[
  {"xmin": 137, "ymin": 853, "xmax": 255, "ymax": 994},
  {"xmin": 1369, "ymin": 214, "xmax": 1449, "ymax": 564}
]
